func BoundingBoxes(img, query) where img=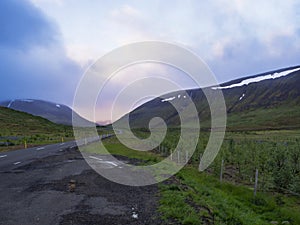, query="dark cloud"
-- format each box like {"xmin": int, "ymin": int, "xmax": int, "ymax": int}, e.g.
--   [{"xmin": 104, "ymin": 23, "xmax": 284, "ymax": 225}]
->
[
  {"xmin": 0, "ymin": 0, "xmax": 81, "ymax": 105},
  {"xmin": 0, "ymin": 0, "xmax": 57, "ymax": 49}
]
